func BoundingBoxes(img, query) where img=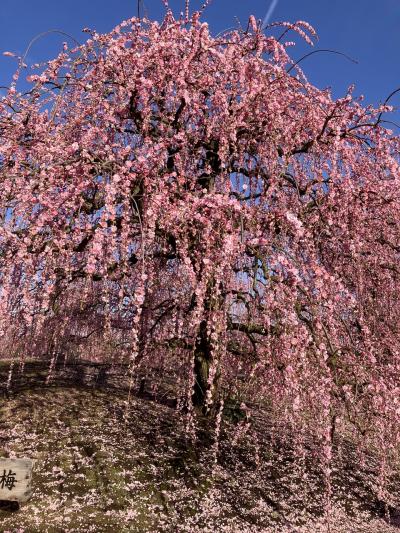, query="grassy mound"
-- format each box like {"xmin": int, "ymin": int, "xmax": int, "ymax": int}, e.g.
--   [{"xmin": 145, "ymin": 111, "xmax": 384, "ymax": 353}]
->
[{"xmin": 0, "ymin": 384, "xmax": 399, "ymax": 532}]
